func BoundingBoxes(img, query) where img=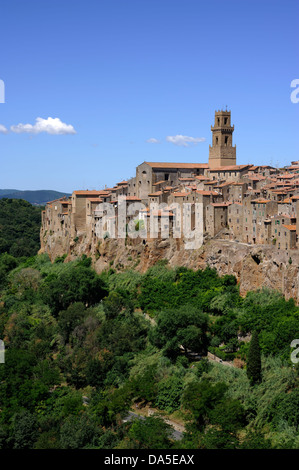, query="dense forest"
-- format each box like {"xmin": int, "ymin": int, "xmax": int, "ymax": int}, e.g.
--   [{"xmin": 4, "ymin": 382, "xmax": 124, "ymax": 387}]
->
[
  {"xmin": 0, "ymin": 199, "xmax": 42, "ymax": 258},
  {"xmin": 0, "ymin": 250, "xmax": 298, "ymax": 449}
]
